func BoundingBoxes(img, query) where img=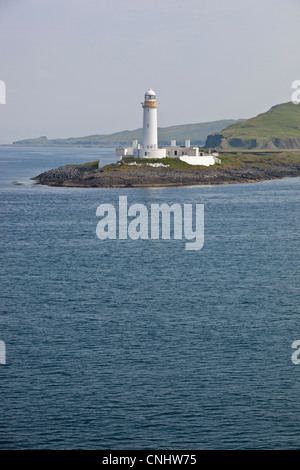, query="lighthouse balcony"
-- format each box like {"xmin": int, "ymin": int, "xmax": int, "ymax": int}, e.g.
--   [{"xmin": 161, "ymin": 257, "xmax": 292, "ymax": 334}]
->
[{"xmin": 142, "ymin": 100, "xmax": 158, "ymax": 108}]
